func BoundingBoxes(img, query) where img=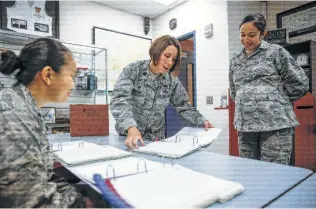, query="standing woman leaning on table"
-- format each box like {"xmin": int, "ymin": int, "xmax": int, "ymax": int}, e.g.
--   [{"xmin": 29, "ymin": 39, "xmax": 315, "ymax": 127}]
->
[
  {"xmin": 229, "ymin": 13, "xmax": 309, "ymax": 165},
  {"xmin": 0, "ymin": 38, "xmax": 96, "ymax": 207},
  {"xmin": 110, "ymin": 35, "xmax": 214, "ymax": 149}
]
